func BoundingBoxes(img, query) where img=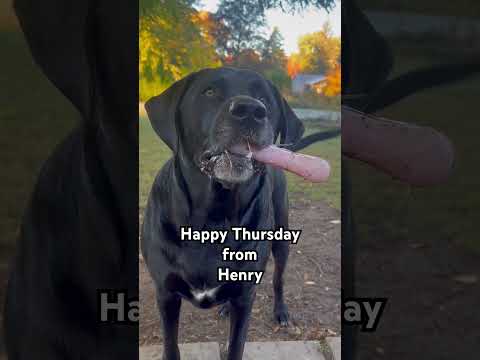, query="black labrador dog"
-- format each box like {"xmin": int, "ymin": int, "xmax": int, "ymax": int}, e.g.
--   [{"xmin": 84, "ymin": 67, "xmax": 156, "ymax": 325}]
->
[{"xmin": 142, "ymin": 67, "xmax": 339, "ymax": 360}]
